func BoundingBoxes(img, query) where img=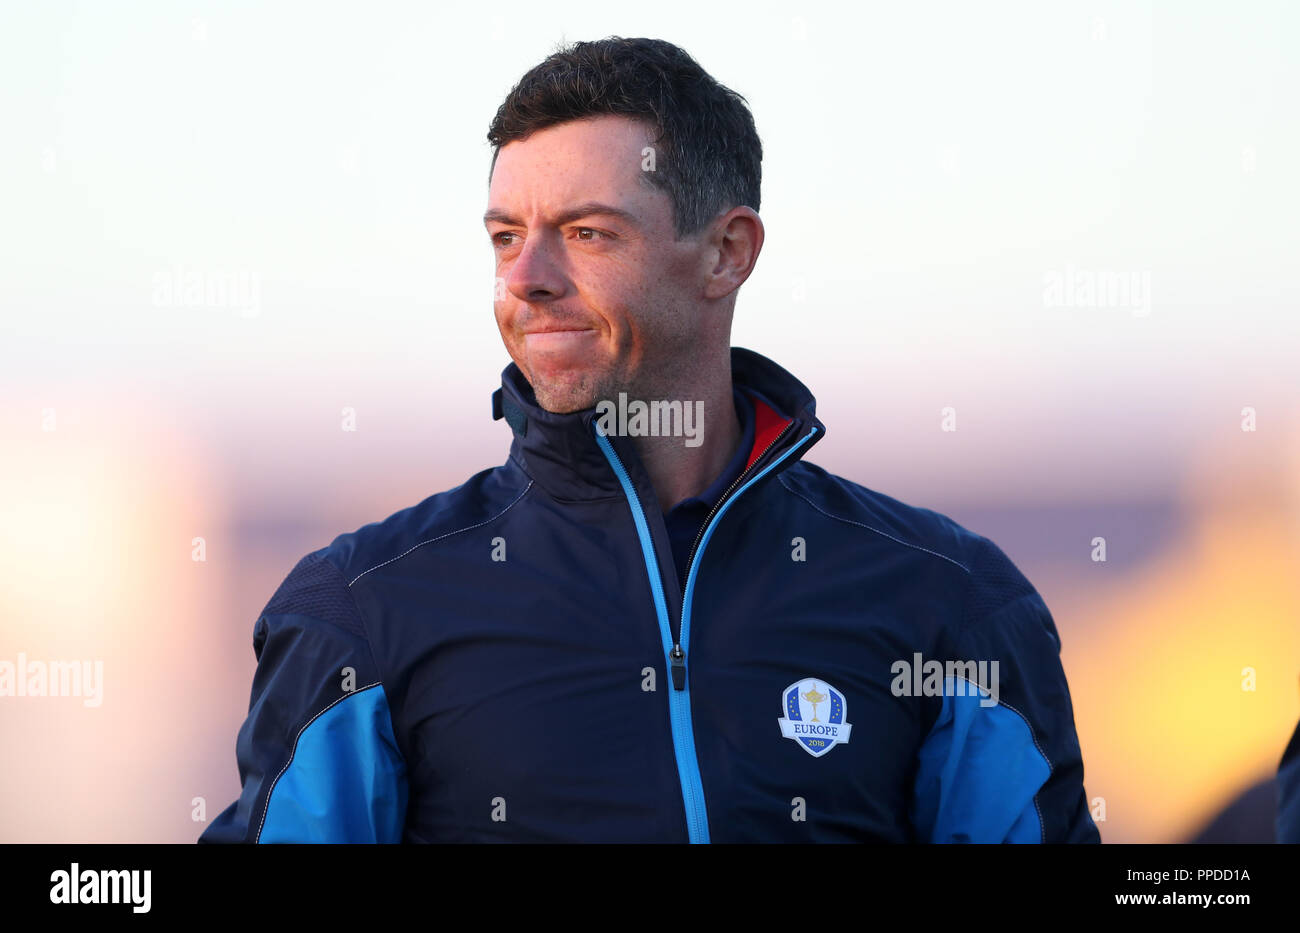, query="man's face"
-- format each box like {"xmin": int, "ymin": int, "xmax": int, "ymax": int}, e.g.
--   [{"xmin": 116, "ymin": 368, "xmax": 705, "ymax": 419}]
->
[{"xmin": 485, "ymin": 115, "xmax": 708, "ymax": 413}]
